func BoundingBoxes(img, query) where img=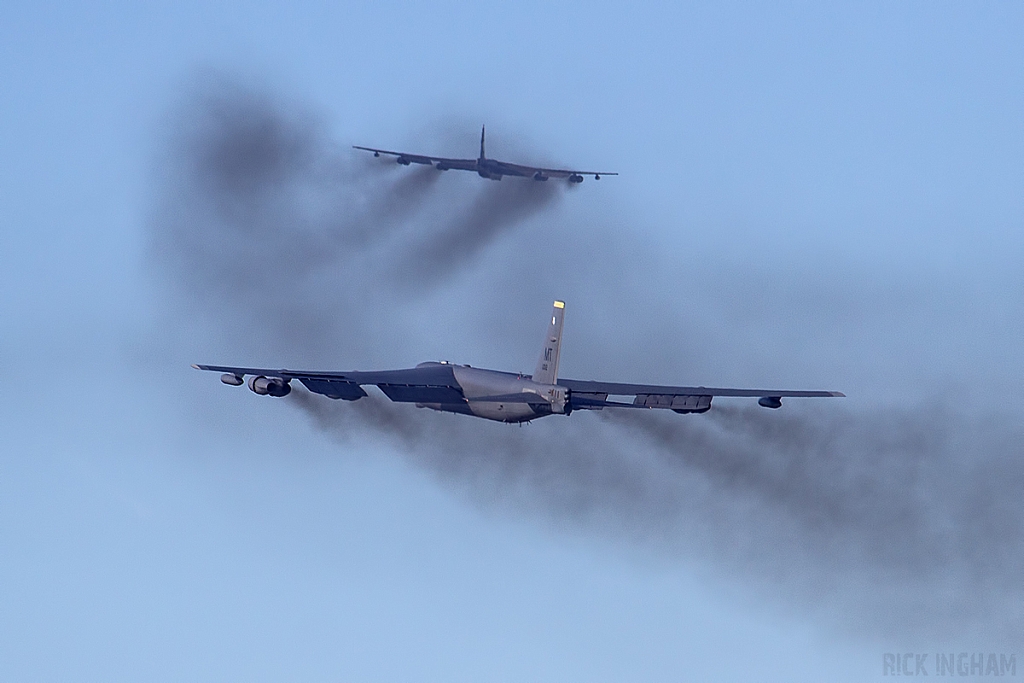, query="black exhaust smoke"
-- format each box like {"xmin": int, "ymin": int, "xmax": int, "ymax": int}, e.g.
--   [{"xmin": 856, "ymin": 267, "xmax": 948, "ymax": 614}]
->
[{"xmin": 150, "ymin": 76, "xmax": 1024, "ymax": 643}]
